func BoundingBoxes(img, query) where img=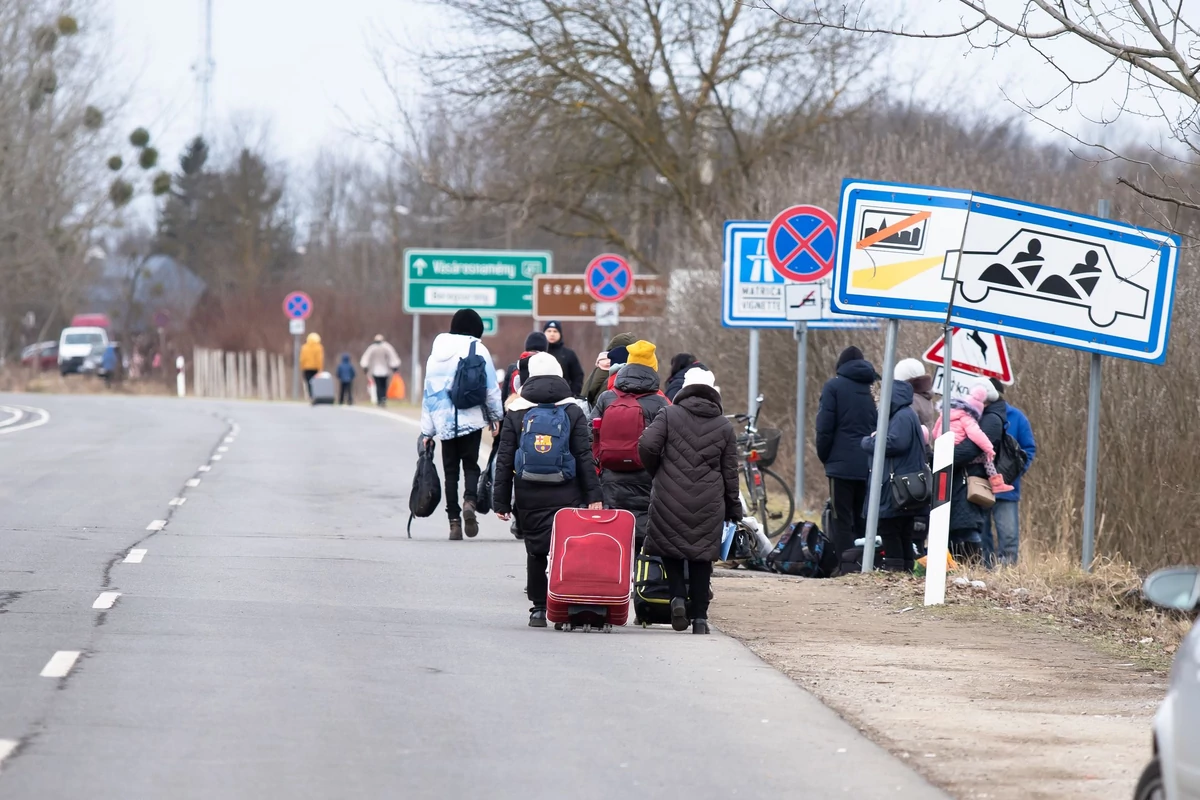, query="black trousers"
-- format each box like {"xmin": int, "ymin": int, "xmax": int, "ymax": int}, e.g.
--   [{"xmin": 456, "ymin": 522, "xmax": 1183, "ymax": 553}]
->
[
  {"xmin": 527, "ymin": 553, "xmax": 548, "ymax": 610},
  {"xmin": 878, "ymin": 516, "xmax": 916, "ymax": 568},
  {"xmin": 302, "ymin": 369, "xmax": 318, "ymax": 398},
  {"xmin": 441, "ymin": 430, "xmax": 483, "ymax": 520},
  {"xmin": 372, "ymin": 375, "xmax": 389, "ymax": 406},
  {"xmin": 338, "ymin": 381, "xmax": 353, "ymax": 405},
  {"xmin": 828, "ymin": 477, "xmax": 868, "ymax": 557},
  {"xmin": 662, "ymin": 558, "xmax": 712, "ymax": 620}
]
